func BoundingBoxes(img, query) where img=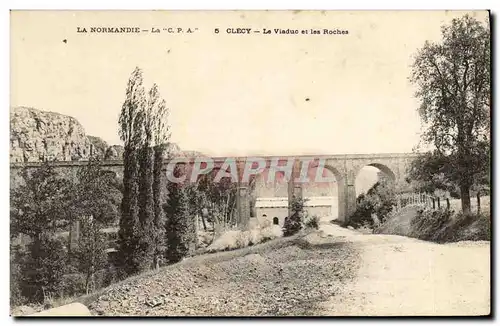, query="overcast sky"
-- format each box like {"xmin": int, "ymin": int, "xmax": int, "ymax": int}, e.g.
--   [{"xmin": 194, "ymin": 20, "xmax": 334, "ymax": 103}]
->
[{"xmin": 11, "ymin": 10, "xmax": 489, "ymax": 157}]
